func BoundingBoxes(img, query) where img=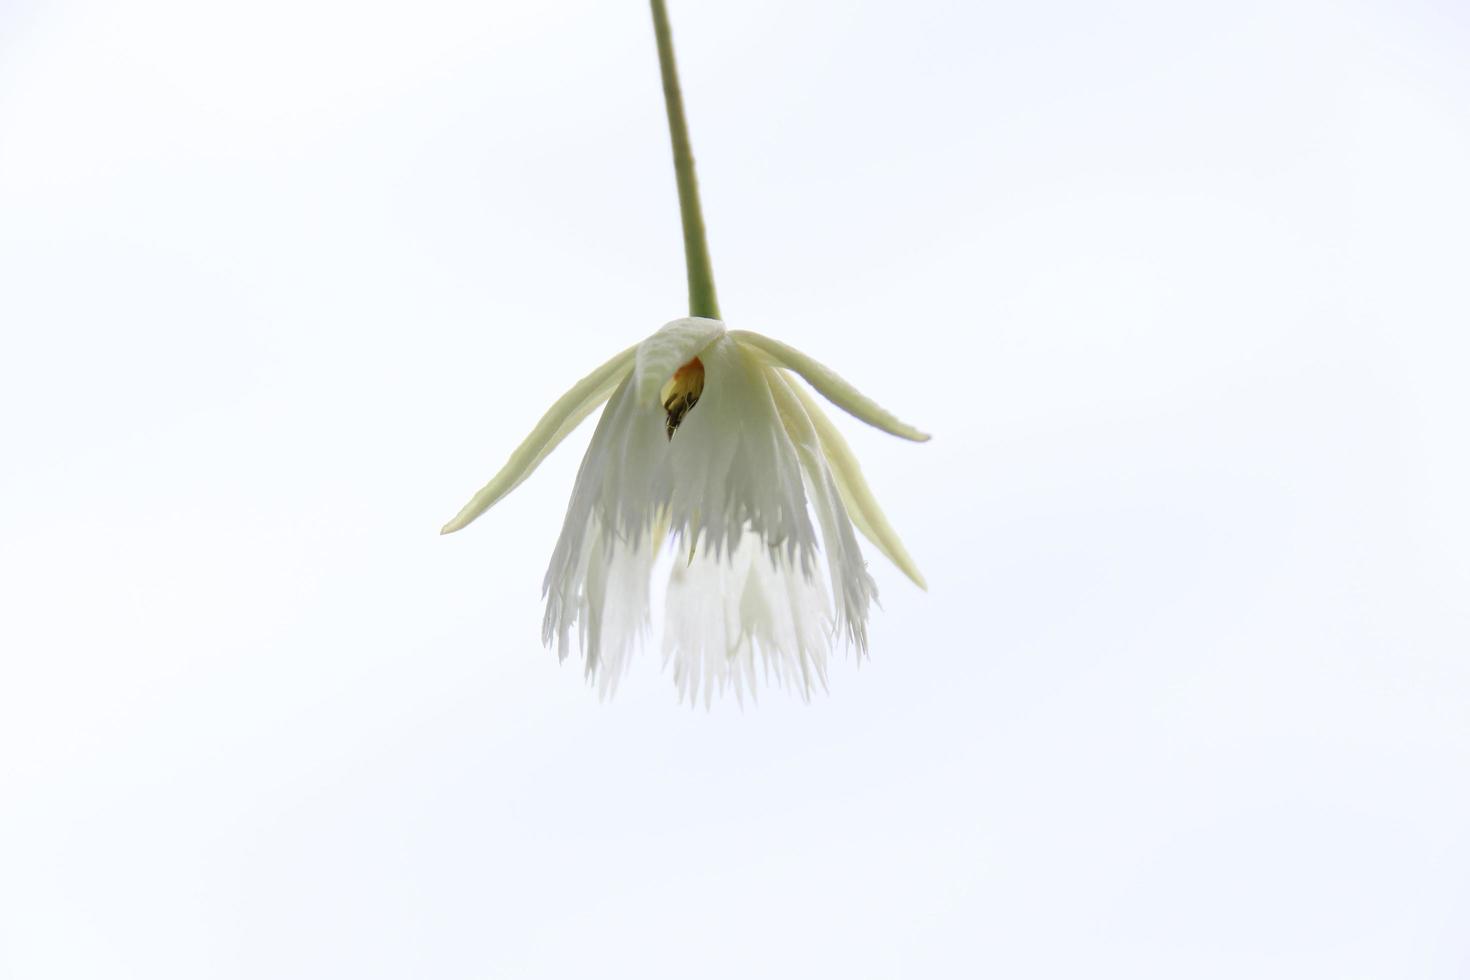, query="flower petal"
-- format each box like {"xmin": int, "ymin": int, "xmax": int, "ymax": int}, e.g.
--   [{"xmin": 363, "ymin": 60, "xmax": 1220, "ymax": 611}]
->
[
  {"xmin": 543, "ymin": 336, "xmax": 820, "ymax": 689},
  {"xmin": 440, "ymin": 343, "xmax": 637, "ymax": 534},
  {"xmin": 730, "ymin": 329, "xmax": 930, "ymax": 442},
  {"xmin": 577, "ymin": 514, "xmax": 657, "ymax": 699},
  {"xmin": 663, "ymin": 533, "xmax": 832, "ymax": 708},
  {"xmin": 632, "ymin": 316, "xmax": 726, "ymax": 407},
  {"xmin": 766, "ymin": 367, "xmax": 878, "ymax": 652},
  {"xmin": 787, "ymin": 380, "xmax": 928, "ymax": 590}
]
